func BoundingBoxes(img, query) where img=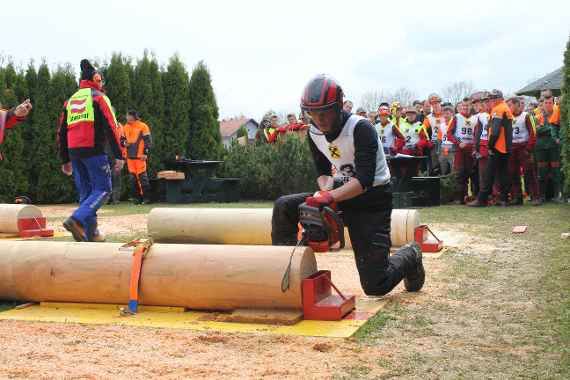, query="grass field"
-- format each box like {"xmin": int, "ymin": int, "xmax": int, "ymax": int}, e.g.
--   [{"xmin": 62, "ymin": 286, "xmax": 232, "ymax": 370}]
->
[{"xmin": 0, "ymin": 202, "xmax": 569, "ymax": 378}]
